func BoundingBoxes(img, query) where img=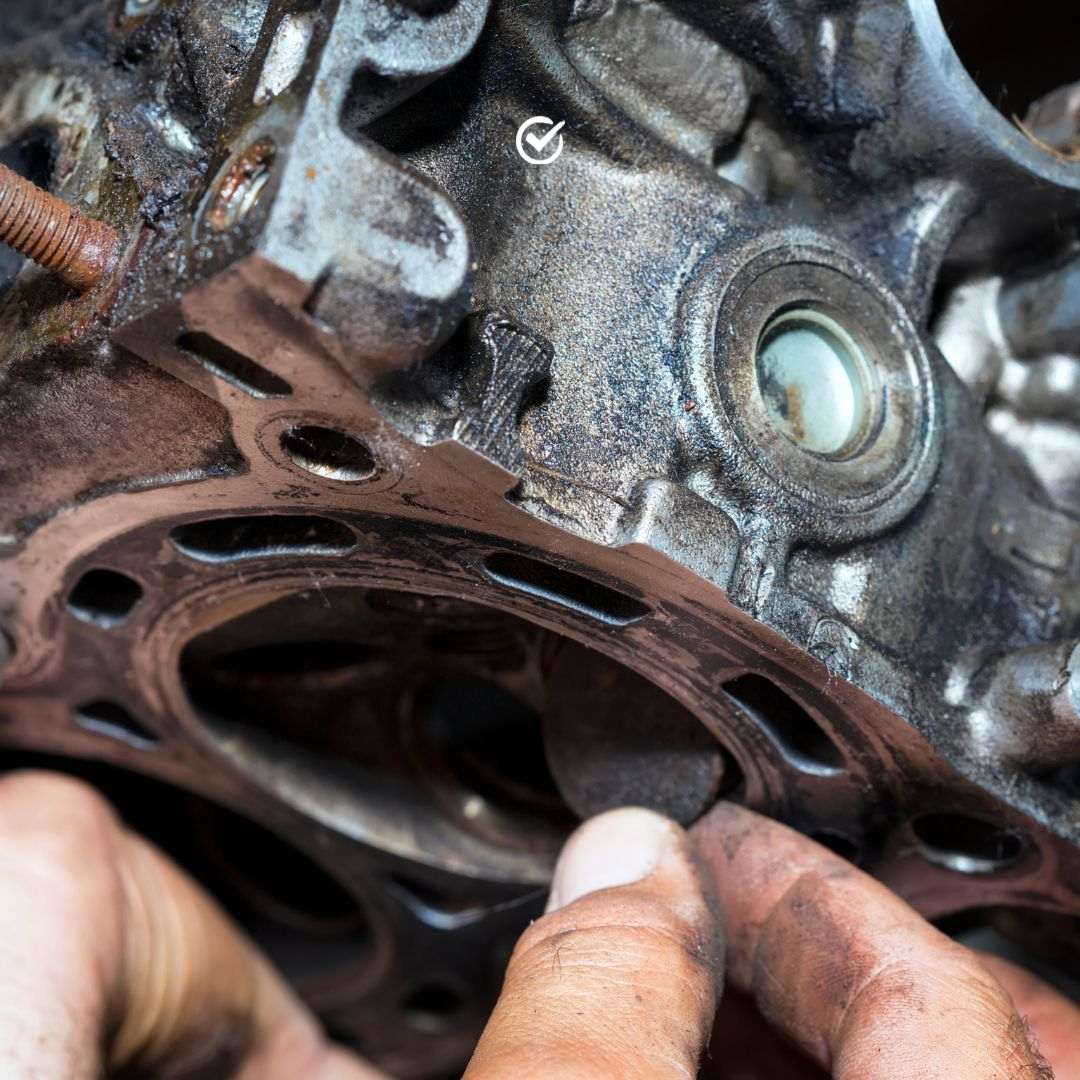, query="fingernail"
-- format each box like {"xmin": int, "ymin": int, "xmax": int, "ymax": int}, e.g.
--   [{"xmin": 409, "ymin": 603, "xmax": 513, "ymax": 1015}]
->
[{"xmin": 546, "ymin": 807, "xmax": 678, "ymax": 913}]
